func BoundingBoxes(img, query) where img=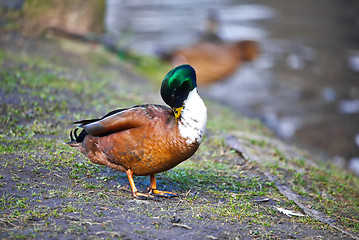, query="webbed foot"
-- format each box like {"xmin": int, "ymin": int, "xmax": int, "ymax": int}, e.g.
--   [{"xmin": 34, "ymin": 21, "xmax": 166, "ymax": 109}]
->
[
  {"xmin": 126, "ymin": 170, "xmax": 178, "ymax": 200},
  {"xmin": 147, "ymin": 174, "xmax": 178, "ymax": 198},
  {"xmin": 149, "ymin": 189, "xmax": 178, "ymax": 198}
]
